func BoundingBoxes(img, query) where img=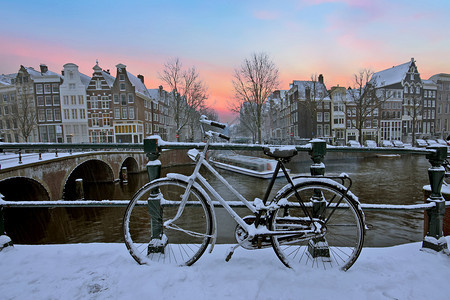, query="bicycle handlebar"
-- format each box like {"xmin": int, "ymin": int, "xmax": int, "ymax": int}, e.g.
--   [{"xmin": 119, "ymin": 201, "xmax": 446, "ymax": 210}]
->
[
  {"xmin": 200, "ymin": 115, "xmax": 226, "ymax": 129},
  {"xmin": 205, "ymin": 131, "xmax": 230, "ymax": 141}
]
